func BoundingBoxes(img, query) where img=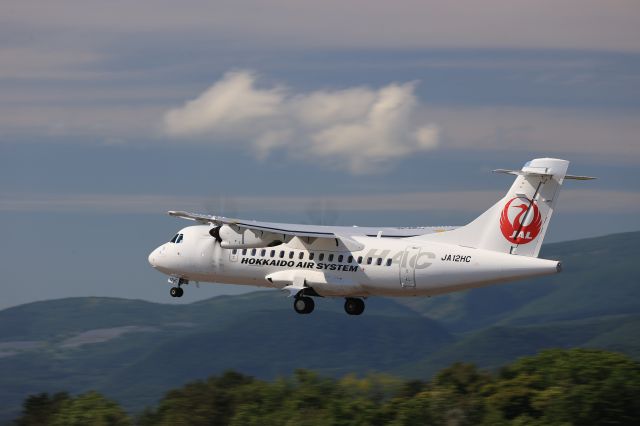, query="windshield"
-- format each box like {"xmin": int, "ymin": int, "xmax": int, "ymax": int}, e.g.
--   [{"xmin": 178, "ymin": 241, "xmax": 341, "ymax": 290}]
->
[{"xmin": 169, "ymin": 233, "xmax": 184, "ymax": 243}]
